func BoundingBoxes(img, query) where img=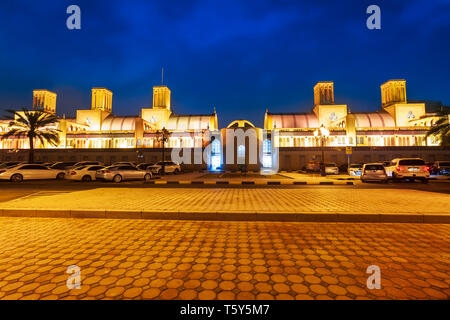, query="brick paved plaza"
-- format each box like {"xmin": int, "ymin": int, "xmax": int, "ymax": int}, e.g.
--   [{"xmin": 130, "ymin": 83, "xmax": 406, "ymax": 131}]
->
[
  {"xmin": 1, "ymin": 187, "xmax": 449, "ymax": 215},
  {"xmin": 0, "ymin": 217, "xmax": 449, "ymax": 300}
]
